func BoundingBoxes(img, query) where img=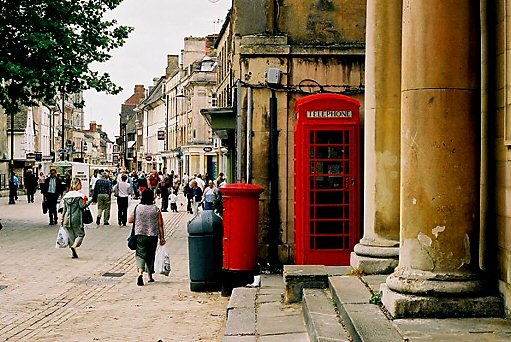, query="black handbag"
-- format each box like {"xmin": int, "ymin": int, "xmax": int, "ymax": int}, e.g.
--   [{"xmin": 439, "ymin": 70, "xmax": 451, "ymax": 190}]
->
[
  {"xmin": 42, "ymin": 199, "xmax": 48, "ymax": 214},
  {"xmin": 127, "ymin": 205, "xmax": 138, "ymax": 250},
  {"xmin": 82, "ymin": 207, "xmax": 93, "ymax": 224}
]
